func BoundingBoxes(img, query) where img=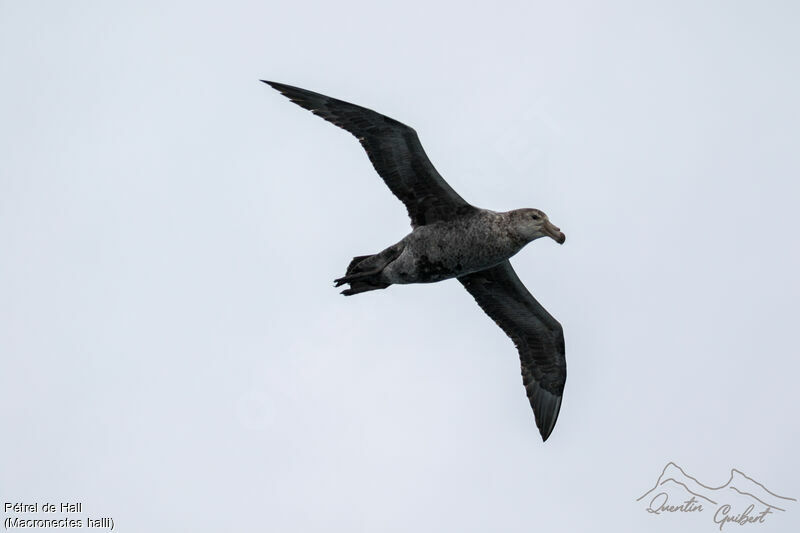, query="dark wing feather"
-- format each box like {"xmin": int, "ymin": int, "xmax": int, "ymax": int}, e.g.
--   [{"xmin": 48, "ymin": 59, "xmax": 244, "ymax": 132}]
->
[
  {"xmin": 262, "ymin": 80, "xmax": 476, "ymax": 227},
  {"xmin": 459, "ymin": 261, "xmax": 566, "ymax": 441}
]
